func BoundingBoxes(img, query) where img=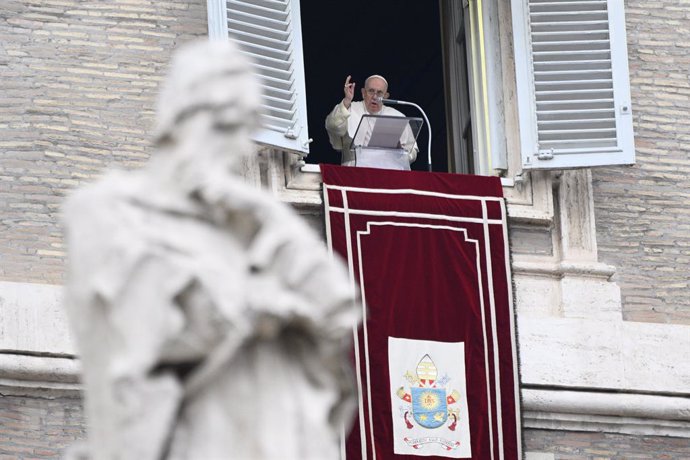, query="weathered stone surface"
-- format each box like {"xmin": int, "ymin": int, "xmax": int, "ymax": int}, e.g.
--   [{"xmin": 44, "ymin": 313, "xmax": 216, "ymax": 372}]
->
[
  {"xmin": 592, "ymin": 0, "xmax": 690, "ymax": 325},
  {"xmin": 0, "ymin": 0, "xmax": 206, "ymax": 285}
]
